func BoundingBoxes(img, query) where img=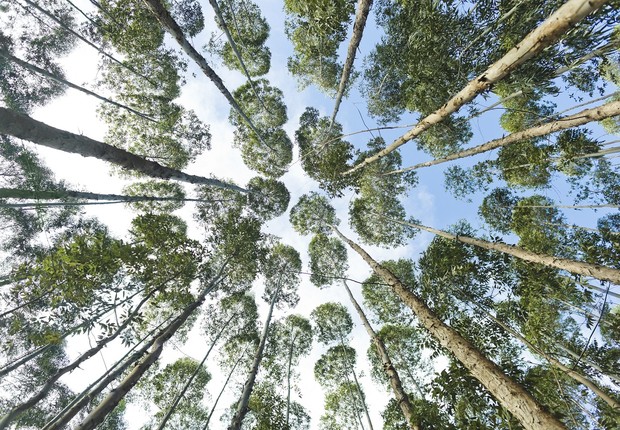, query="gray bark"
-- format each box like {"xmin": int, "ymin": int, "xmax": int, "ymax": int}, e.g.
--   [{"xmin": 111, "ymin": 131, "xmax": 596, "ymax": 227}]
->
[
  {"xmin": 0, "ymin": 108, "xmax": 248, "ymax": 194},
  {"xmin": 332, "ymin": 226, "xmax": 567, "ymax": 430},
  {"xmin": 346, "ymin": 0, "xmax": 607, "ymax": 175}
]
